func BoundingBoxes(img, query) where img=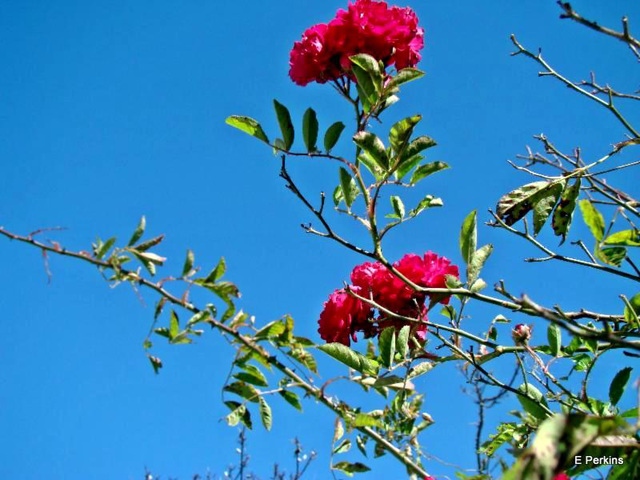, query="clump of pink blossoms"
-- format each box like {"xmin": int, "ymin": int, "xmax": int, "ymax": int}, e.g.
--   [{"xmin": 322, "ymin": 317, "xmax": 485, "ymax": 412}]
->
[
  {"xmin": 289, "ymin": 0, "xmax": 425, "ymax": 86},
  {"xmin": 318, "ymin": 252, "xmax": 459, "ymax": 346}
]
